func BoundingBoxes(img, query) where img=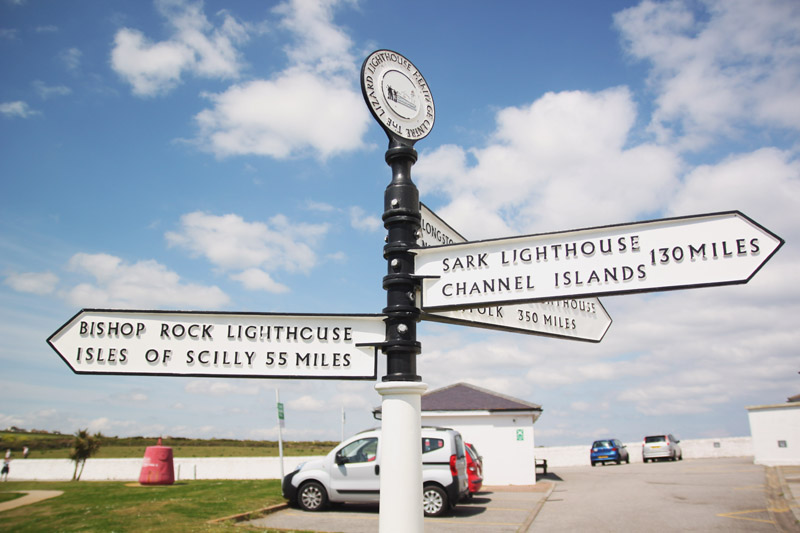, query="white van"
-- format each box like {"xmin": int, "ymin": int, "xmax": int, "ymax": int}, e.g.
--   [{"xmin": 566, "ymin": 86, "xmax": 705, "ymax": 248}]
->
[{"xmin": 282, "ymin": 427, "xmax": 469, "ymax": 517}]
